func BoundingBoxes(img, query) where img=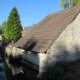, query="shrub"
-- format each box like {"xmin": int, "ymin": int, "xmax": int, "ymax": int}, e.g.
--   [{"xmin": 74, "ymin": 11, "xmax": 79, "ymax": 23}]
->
[{"xmin": 39, "ymin": 62, "xmax": 74, "ymax": 80}]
